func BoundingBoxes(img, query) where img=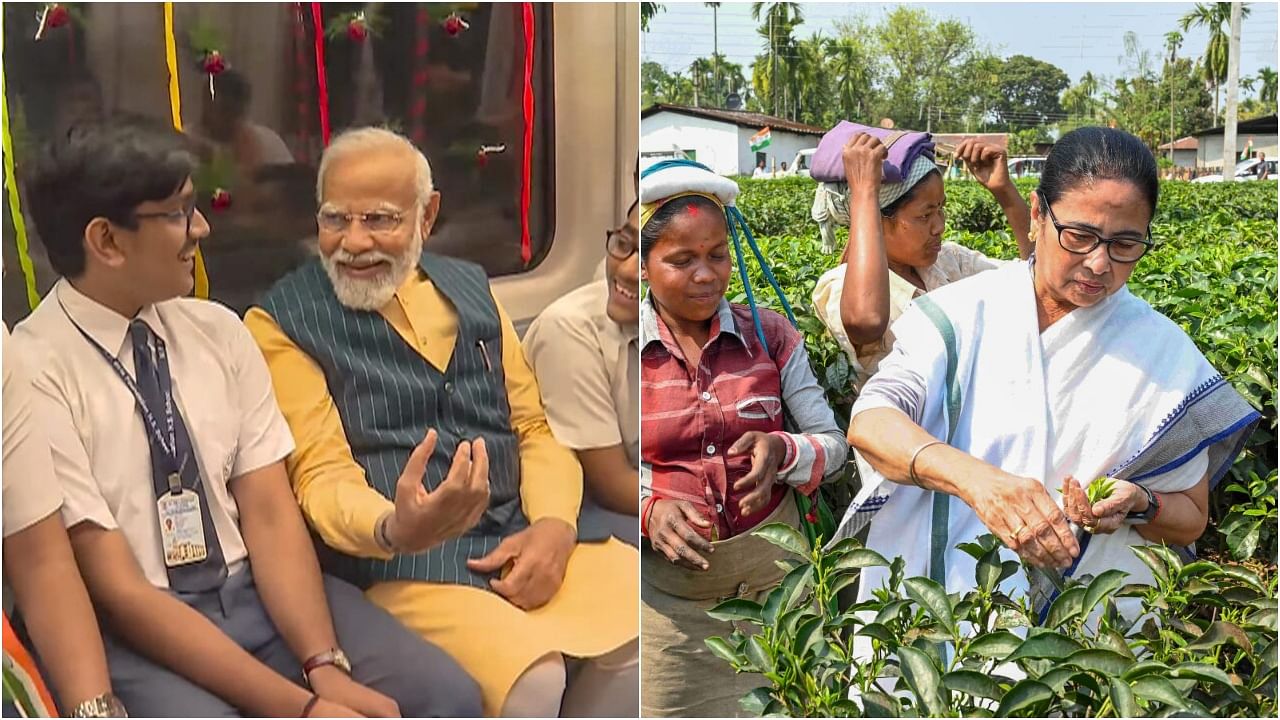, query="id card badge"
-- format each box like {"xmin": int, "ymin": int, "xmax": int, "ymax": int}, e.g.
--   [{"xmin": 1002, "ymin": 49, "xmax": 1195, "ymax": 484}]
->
[{"xmin": 158, "ymin": 487, "xmax": 209, "ymax": 567}]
